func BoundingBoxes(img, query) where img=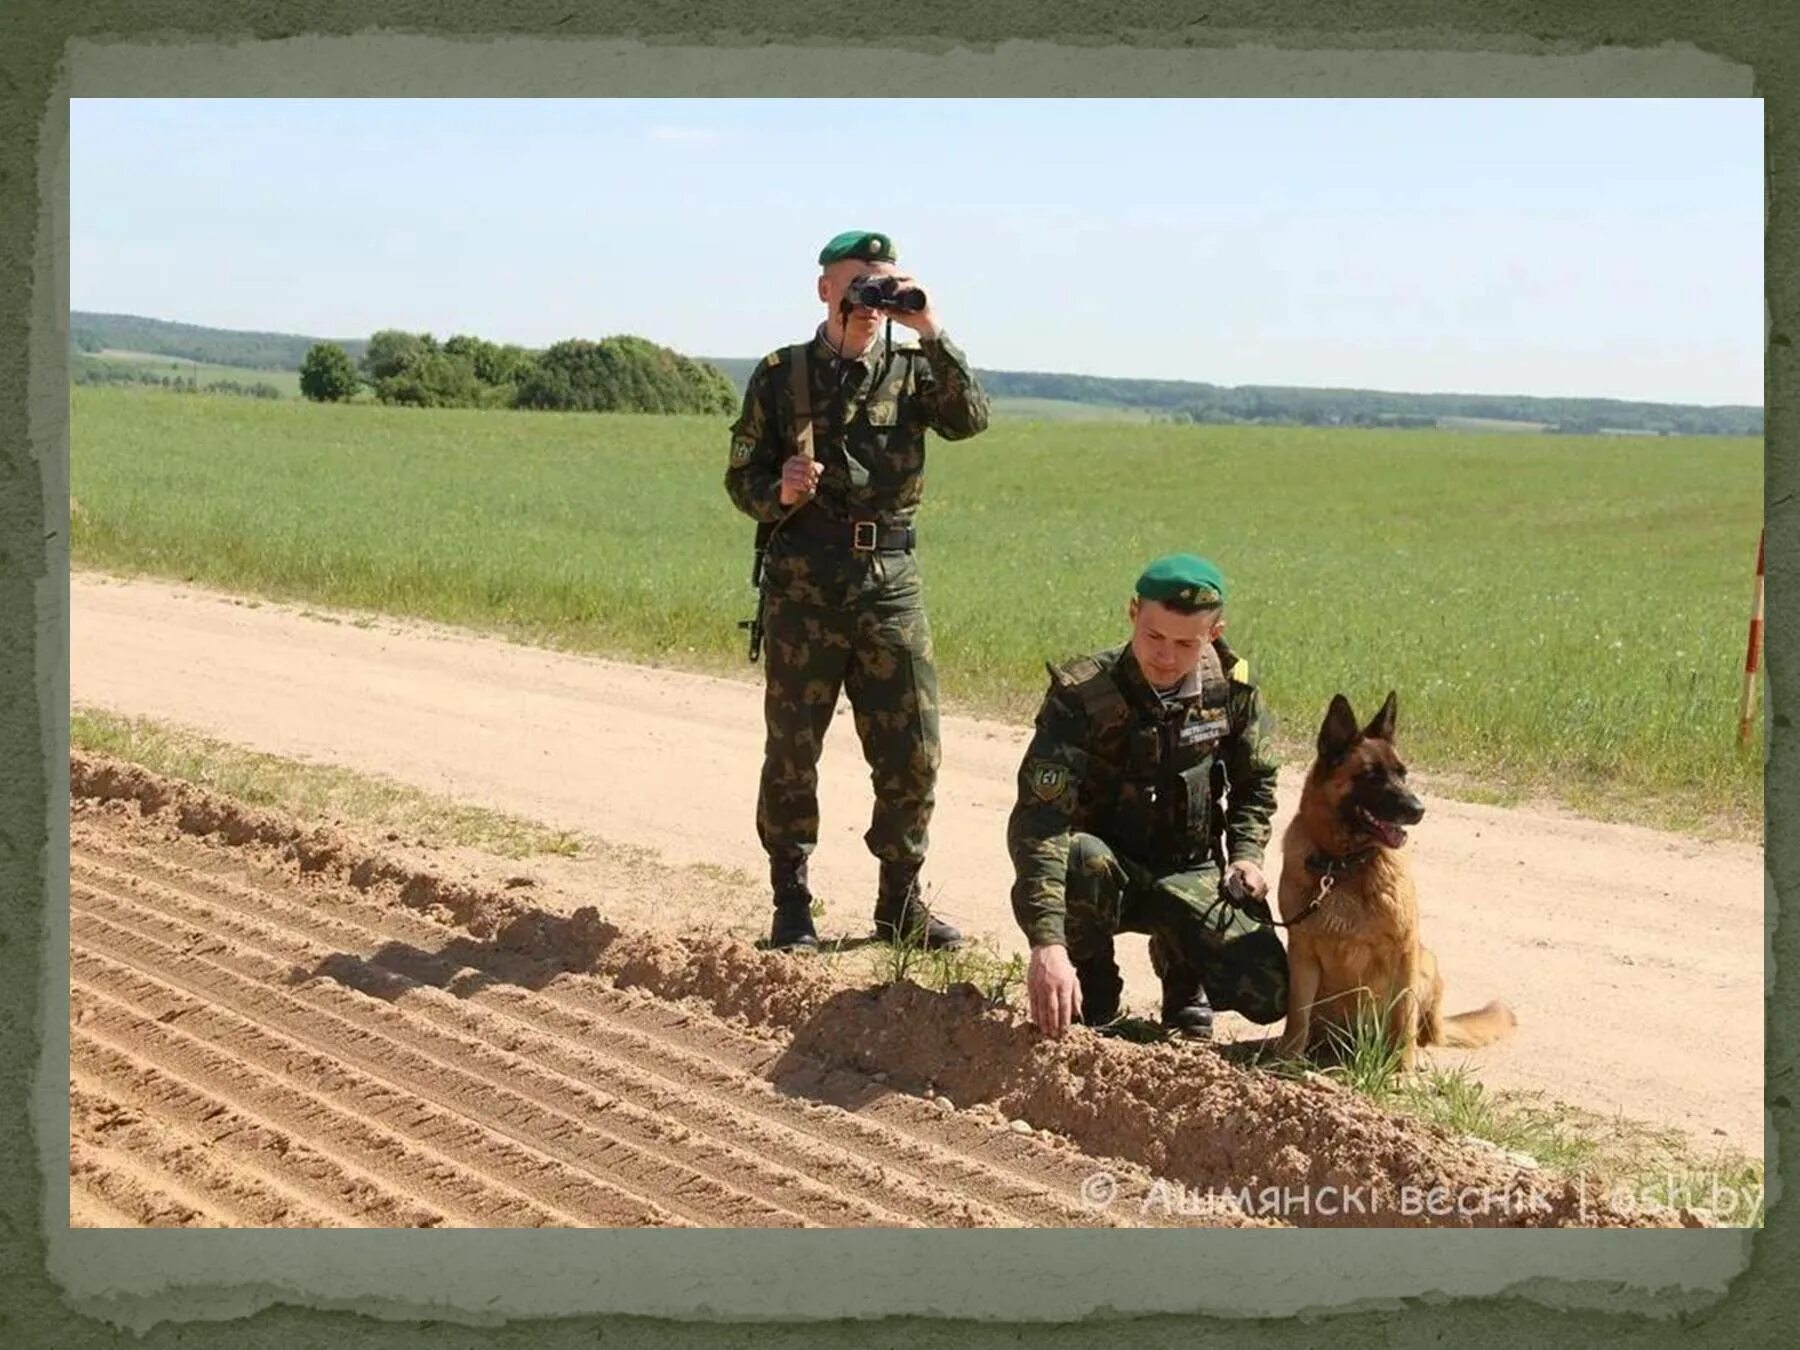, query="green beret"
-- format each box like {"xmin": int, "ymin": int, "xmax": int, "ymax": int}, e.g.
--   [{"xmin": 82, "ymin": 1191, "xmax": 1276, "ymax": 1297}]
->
[
  {"xmin": 1135, "ymin": 553, "xmax": 1226, "ymax": 607},
  {"xmin": 818, "ymin": 230, "xmax": 898, "ymax": 266}
]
